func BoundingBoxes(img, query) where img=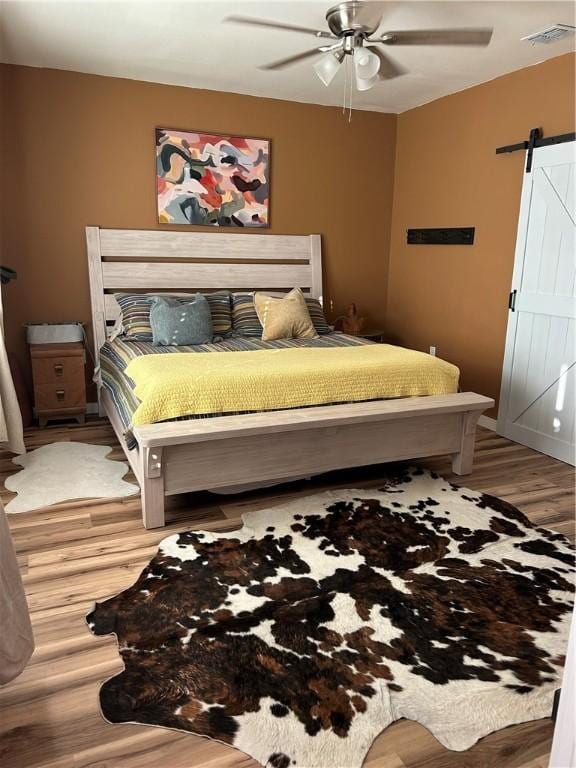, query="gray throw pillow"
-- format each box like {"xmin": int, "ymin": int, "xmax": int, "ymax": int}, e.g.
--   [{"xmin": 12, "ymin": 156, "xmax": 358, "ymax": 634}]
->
[{"xmin": 150, "ymin": 294, "xmax": 213, "ymax": 346}]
